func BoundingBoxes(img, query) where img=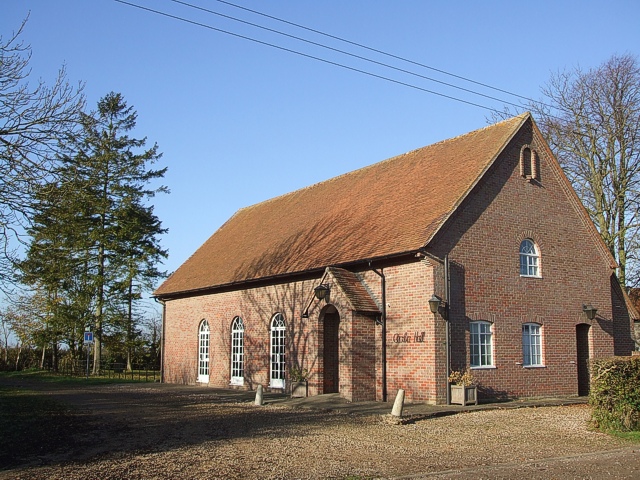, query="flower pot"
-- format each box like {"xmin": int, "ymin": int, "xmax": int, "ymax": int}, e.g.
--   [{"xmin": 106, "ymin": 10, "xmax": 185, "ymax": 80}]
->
[
  {"xmin": 291, "ymin": 380, "xmax": 308, "ymax": 398},
  {"xmin": 450, "ymin": 384, "xmax": 477, "ymax": 406}
]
